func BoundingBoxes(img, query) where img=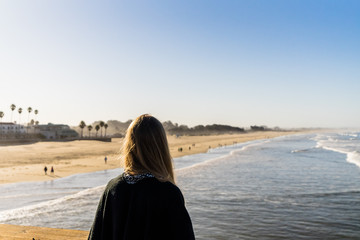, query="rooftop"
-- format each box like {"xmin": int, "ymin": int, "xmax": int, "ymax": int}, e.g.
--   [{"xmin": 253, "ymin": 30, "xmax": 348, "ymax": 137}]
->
[{"xmin": 0, "ymin": 122, "xmax": 15, "ymax": 125}]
